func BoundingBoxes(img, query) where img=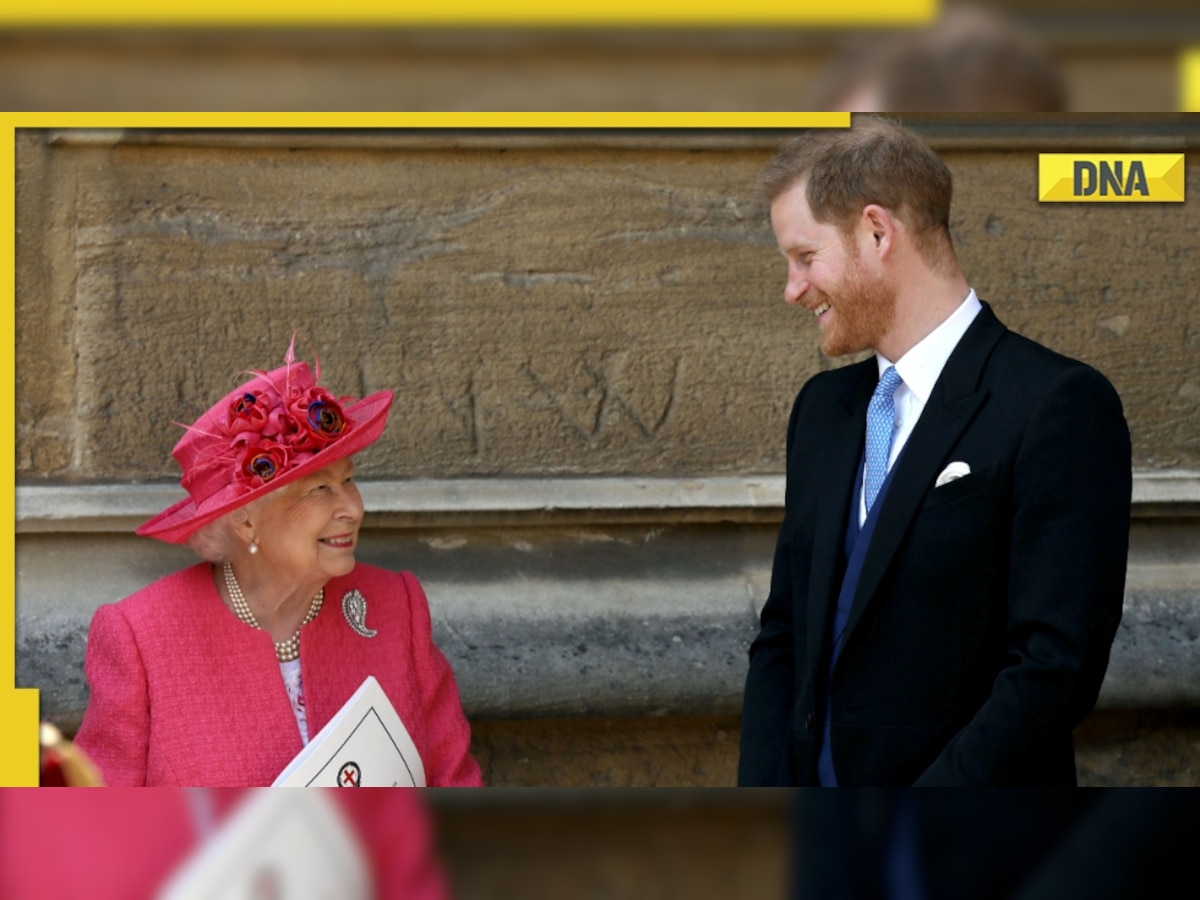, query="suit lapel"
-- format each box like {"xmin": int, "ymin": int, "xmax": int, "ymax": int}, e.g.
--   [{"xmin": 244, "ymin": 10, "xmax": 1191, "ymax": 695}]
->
[
  {"xmin": 837, "ymin": 304, "xmax": 1008, "ymax": 656},
  {"xmin": 805, "ymin": 361, "xmax": 875, "ymax": 675}
]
